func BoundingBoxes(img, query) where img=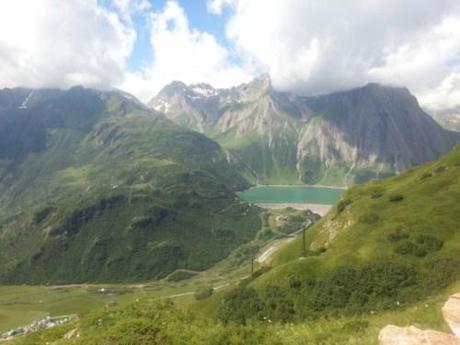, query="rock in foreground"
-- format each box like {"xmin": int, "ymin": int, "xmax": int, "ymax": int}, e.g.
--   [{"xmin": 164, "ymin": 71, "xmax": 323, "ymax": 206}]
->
[
  {"xmin": 379, "ymin": 292, "xmax": 460, "ymax": 345},
  {"xmin": 379, "ymin": 325, "xmax": 460, "ymax": 345}
]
